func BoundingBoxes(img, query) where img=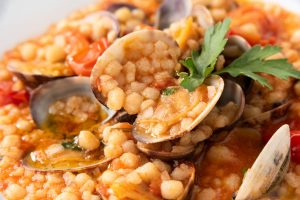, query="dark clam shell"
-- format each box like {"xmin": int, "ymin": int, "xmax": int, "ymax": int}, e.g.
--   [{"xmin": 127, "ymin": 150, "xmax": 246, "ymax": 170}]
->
[
  {"xmin": 106, "ymin": 3, "xmax": 137, "ymax": 13},
  {"xmin": 30, "ymin": 76, "xmax": 116, "ymax": 129},
  {"xmin": 8, "ymin": 61, "xmax": 70, "ymax": 89}
]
